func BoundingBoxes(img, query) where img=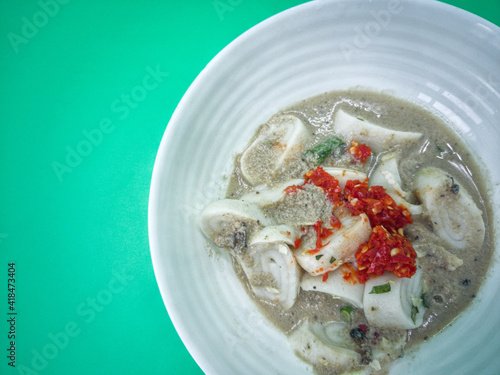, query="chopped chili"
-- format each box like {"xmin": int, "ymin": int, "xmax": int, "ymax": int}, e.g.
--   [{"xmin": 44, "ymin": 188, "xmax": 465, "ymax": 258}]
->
[
  {"xmin": 348, "ymin": 141, "xmax": 372, "ymax": 163},
  {"xmin": 344, "ymin": 180, "xmax": 412, "ymax": 230},
  {"xmin": 356, "ymin": 225, "xmax": 417, "ymax": 280},
  {"xmin": 304, "ymin": 166, "xmax": 344, "ymax": 206},
  {"xmin": 308, "ymin": 220, "xmax": 332, "ymax": 255},
  {"xmin": 284, "ymin": 167, "xmax": 344, "ymax": 229},
  {"xmin": 284, "ymin": 184, "xmax": 303, "ymax": 194},
  {"xmin": 294, "ymin": 238, "xmax": 302, "ymax": 249},
  {"xmin": 358, "ymin": 324, "xmax": 369, "ymax": 333},
  {"xmin": 341, "ymin": 263, "xmax": 366, "ymax": 284},
  {"xmin": 329, "ymin": 212, "xmax": 342, "ymax": 229}
]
